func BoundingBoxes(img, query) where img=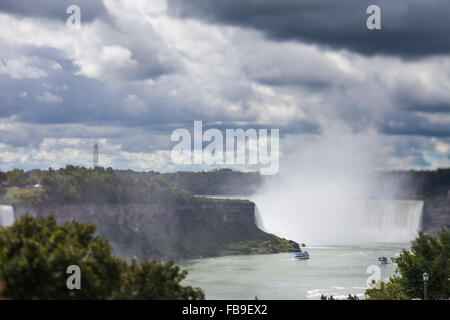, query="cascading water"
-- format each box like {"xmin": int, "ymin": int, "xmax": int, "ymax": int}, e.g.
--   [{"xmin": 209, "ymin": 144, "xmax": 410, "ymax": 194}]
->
[
  {"xmin": 196, "ymin": 194, "xmax": 422, "ymax": 244},
  {"xmin": 251, "ymin": 194, "xmax": 424, "ymax": 245},
  {"xmin": 254, "ymin": 206, "xmax": 266, "ymax": 231},
  {"xmin": 0, "ymin": 205, "xmax": 15, "ymax": 228},
  {"xmin": 348, "ymin": 200, "xmax": 423, "ymax": 243}
]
